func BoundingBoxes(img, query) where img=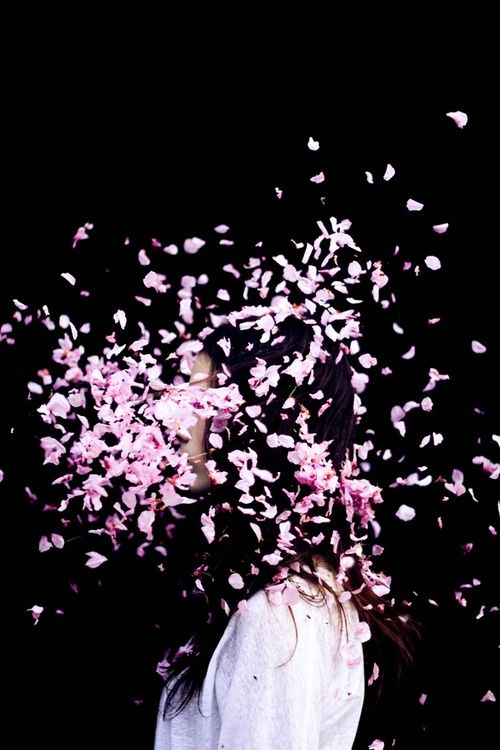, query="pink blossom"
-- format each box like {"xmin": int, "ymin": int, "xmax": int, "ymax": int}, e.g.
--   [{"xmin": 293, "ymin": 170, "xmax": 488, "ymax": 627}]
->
[
  {"xmin": 85, "ymin": 551, "xmax": 108, "ymax": 569},
  {"xmin": 183, "ymin": 237, "xmax": 206, "ymax": 254},
  {"xmin": 383, "ymin": 164, "xmax": 395, "ymax": 181},
  {"xmin": 432, "ymin": 223, "xmax": 449, "ymax": 234},
  {"xmin": 425, "ymin": 255, "xmax": 441, "ymax": 270},
  {"xmin": 138, "ymin": 249, "xmax": 150, "ymax": 266},
  {"xmin": 445, "ymin": 469, "xmax": 466, "ymax": 496},
  {"xmin": 228, "ymin": 572, "xmax": 244, "ymax": 589},
  {"xmin": 143, "ymin": 271, "xmax": 168, "ymax": 293},
  {"xmin": 406, "ymin": 198, "xmax": 424, "ymax": 212},
  {"xmin": 138, "ymin": 509, "xmax": 155, "ymax": 539},
  {"xmin": 310, "ymin": 171, "xmax": 325, "ymax": 184},
  {"xmin": 72, "ymin": 222, "xmax": 93, "ymax": 248},
  {"xmin": 40, "ymin": 436, "xmax": 66, "ymax": 465},
  {"xmin": 395, "ymin": 504, "xmax": 416, "ymax": 522},
  {"xmin": 61, "ymin": 272, "xmax": 76, "ymax": 286},
  {"xmin": 370, "ymin": 268, "xmax": 389, "ymax": 288},
  {"xmin": 480, "ymin": 690, "xmax": 496, "ymax": 702},
  {"xmin": 446, "ymin": 110, "xmax": 468, "ymax": 128},
  {"xmin": 27, "ymin": 604, "xmax": 44, "ymax": 623},
  {"xmin": 471, "ymin": 340, "xmax": 487, "ymax": 354},
  {"xmin": 359, "ymin": 353, "xmax": 377, "ymax": 369}
]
